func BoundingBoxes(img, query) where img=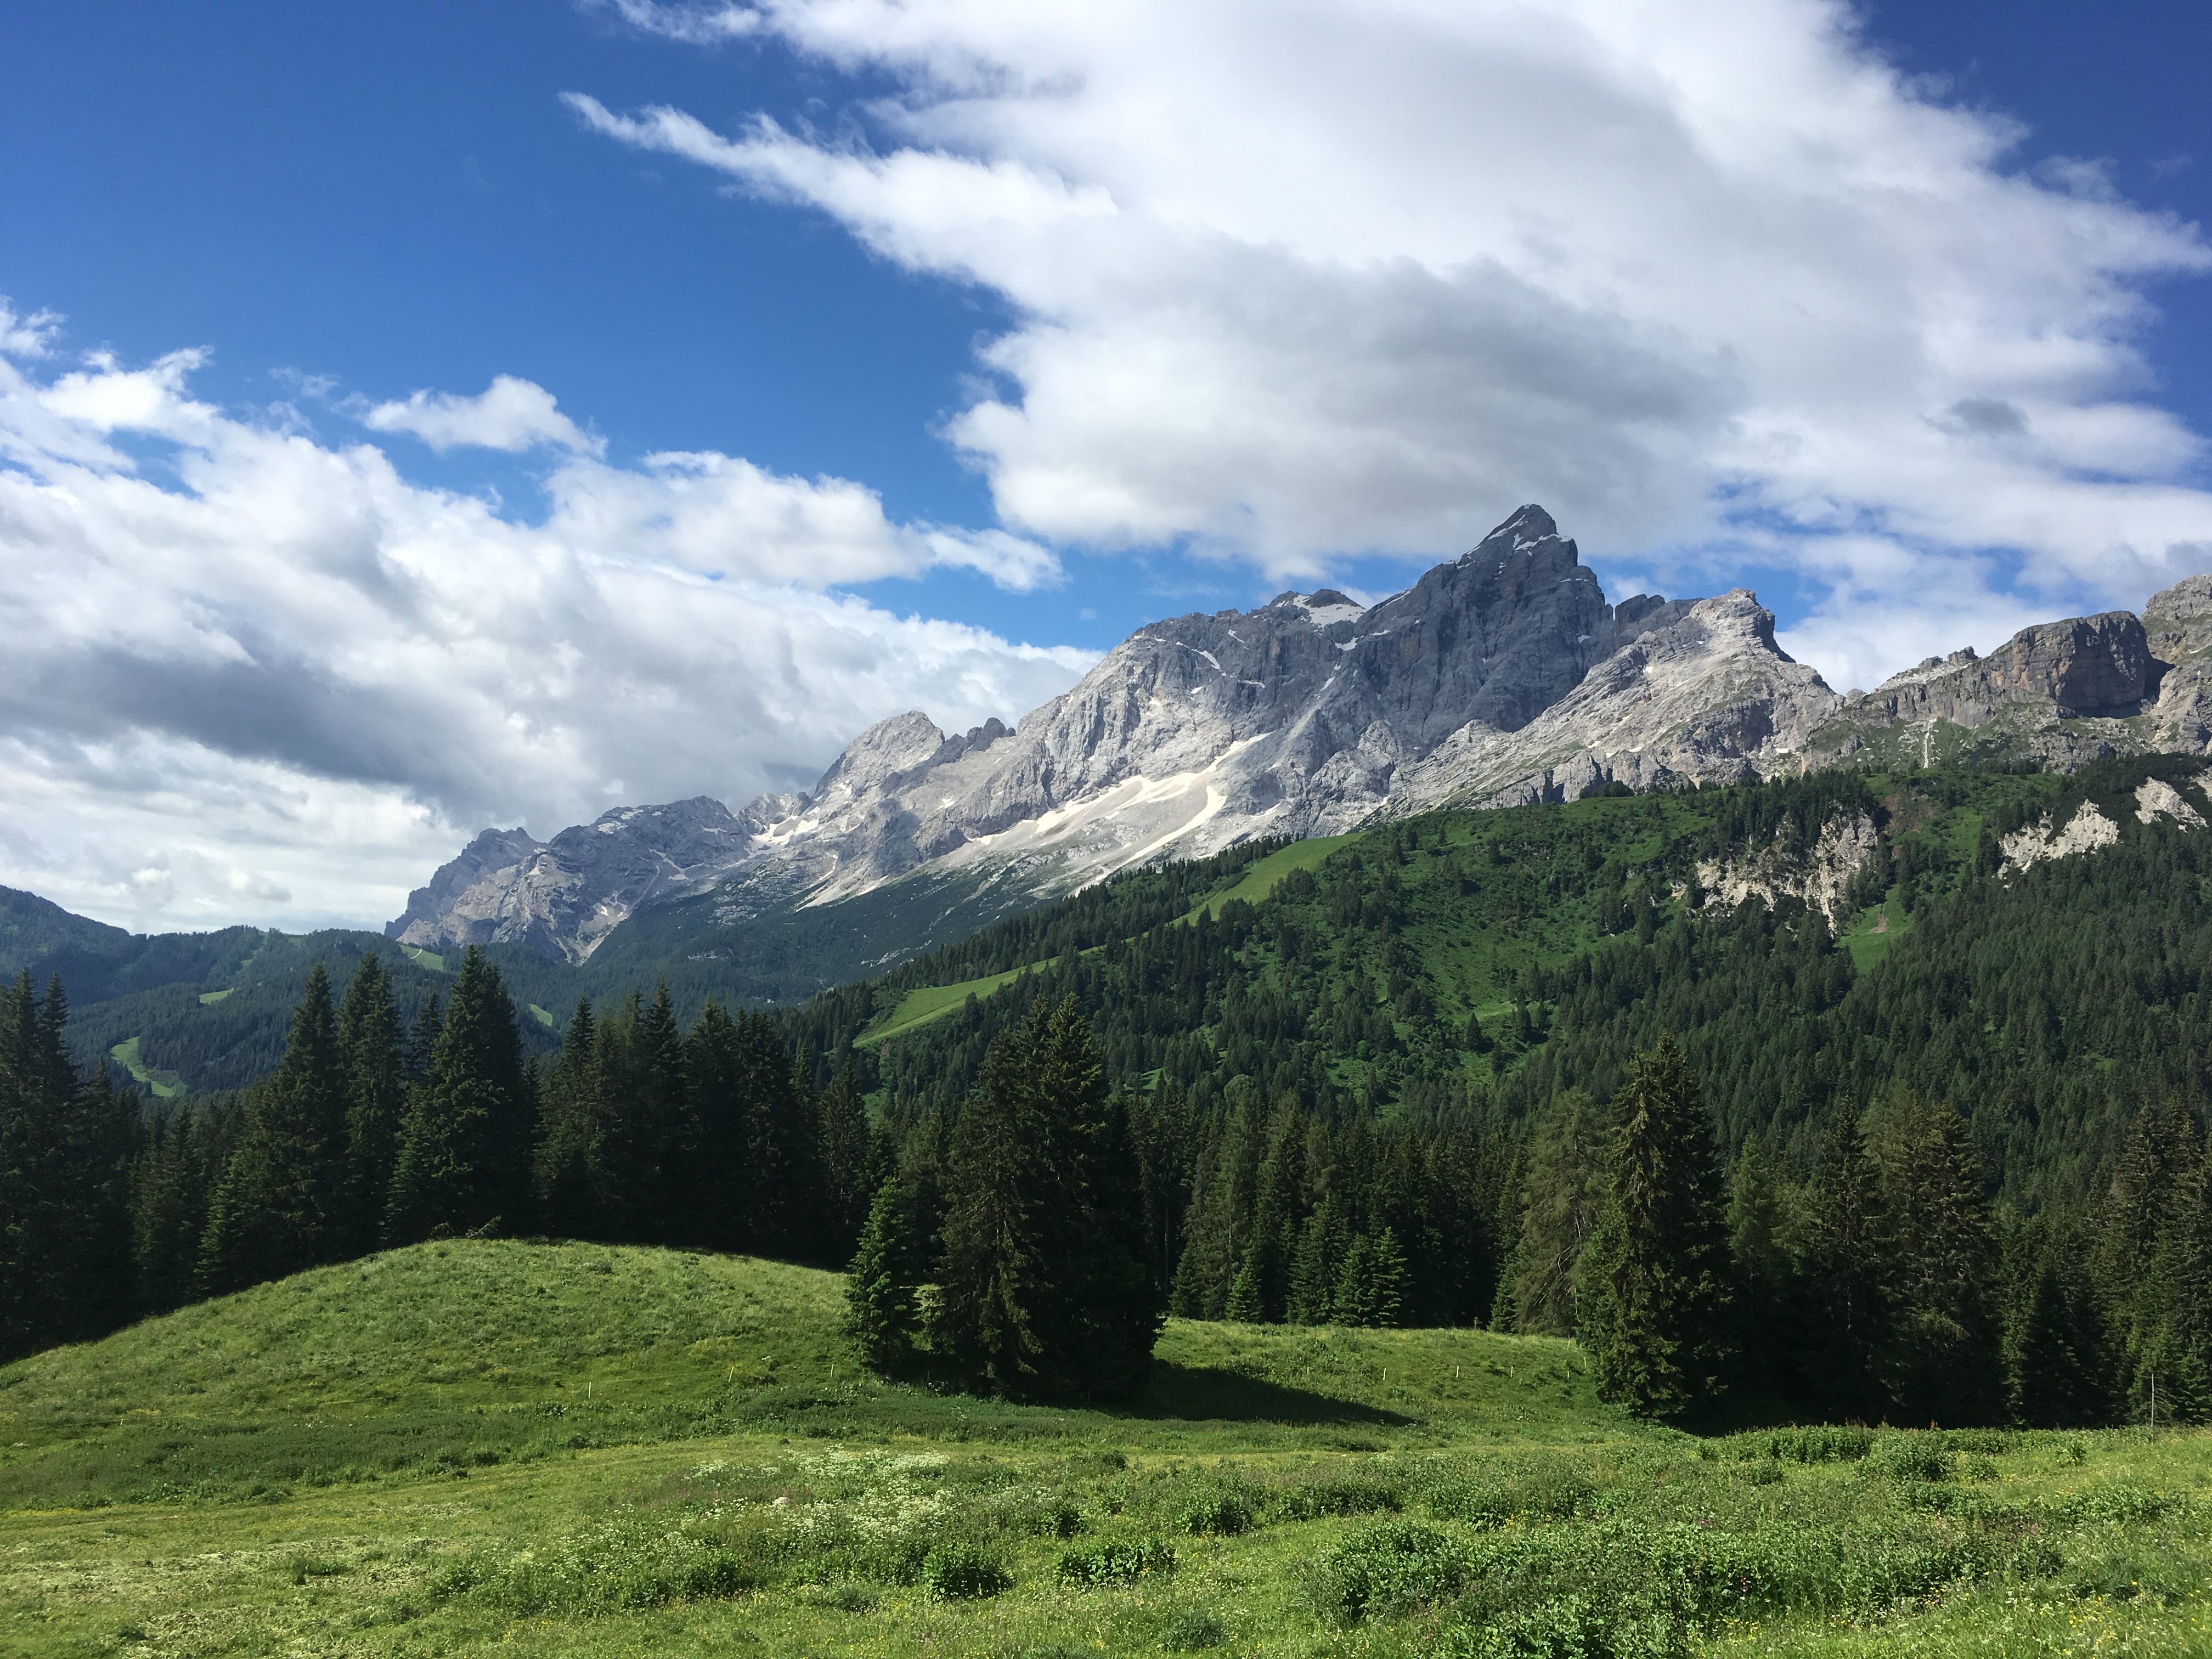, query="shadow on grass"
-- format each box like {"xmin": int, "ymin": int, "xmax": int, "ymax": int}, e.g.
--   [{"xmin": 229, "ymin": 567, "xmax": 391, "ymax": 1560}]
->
[{"xmin": 1120, "ymin": 1361, "xmax": 1411, "ymax": 1427}]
